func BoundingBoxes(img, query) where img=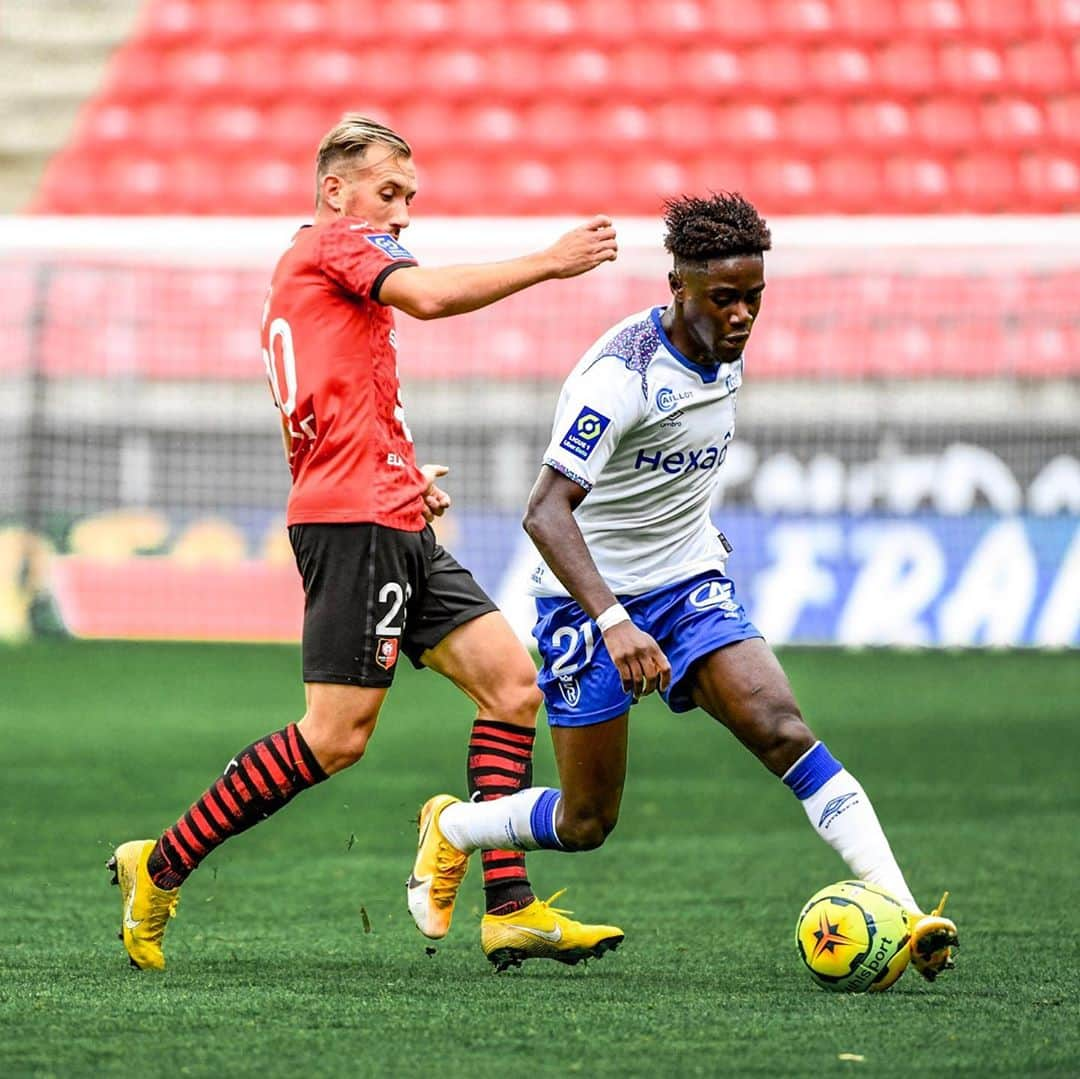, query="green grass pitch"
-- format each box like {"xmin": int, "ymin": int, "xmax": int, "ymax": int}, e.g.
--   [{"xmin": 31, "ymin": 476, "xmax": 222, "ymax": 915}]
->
[{"xmin": 3, "ymin": 642, "xmax": 1079, "ymax": 1077}]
